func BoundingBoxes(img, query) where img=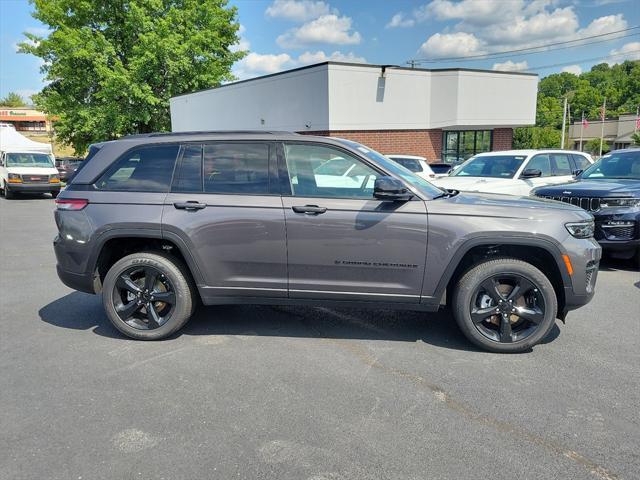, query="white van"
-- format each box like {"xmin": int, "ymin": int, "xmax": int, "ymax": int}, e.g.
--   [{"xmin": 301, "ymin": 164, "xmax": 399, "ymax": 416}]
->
[{"xmin": 0, "ymin": 124, "xmax": 60, "ymax": 199}]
